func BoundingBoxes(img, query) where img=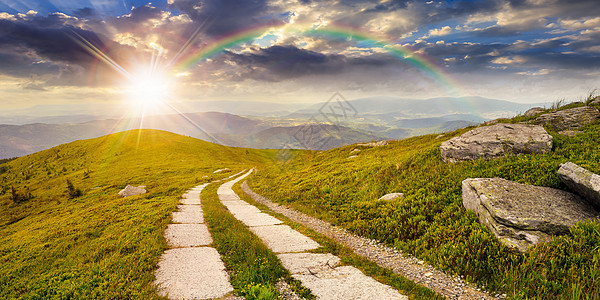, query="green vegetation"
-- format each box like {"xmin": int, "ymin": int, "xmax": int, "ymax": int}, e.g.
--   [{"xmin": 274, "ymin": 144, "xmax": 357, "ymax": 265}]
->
[
  {"xmin": 0, "ymin": 129, "xmax": 274, "ymax": 299},
  {"xmin": 249, "ymin": 101, "xmax": 600, "ymax": 299}
]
